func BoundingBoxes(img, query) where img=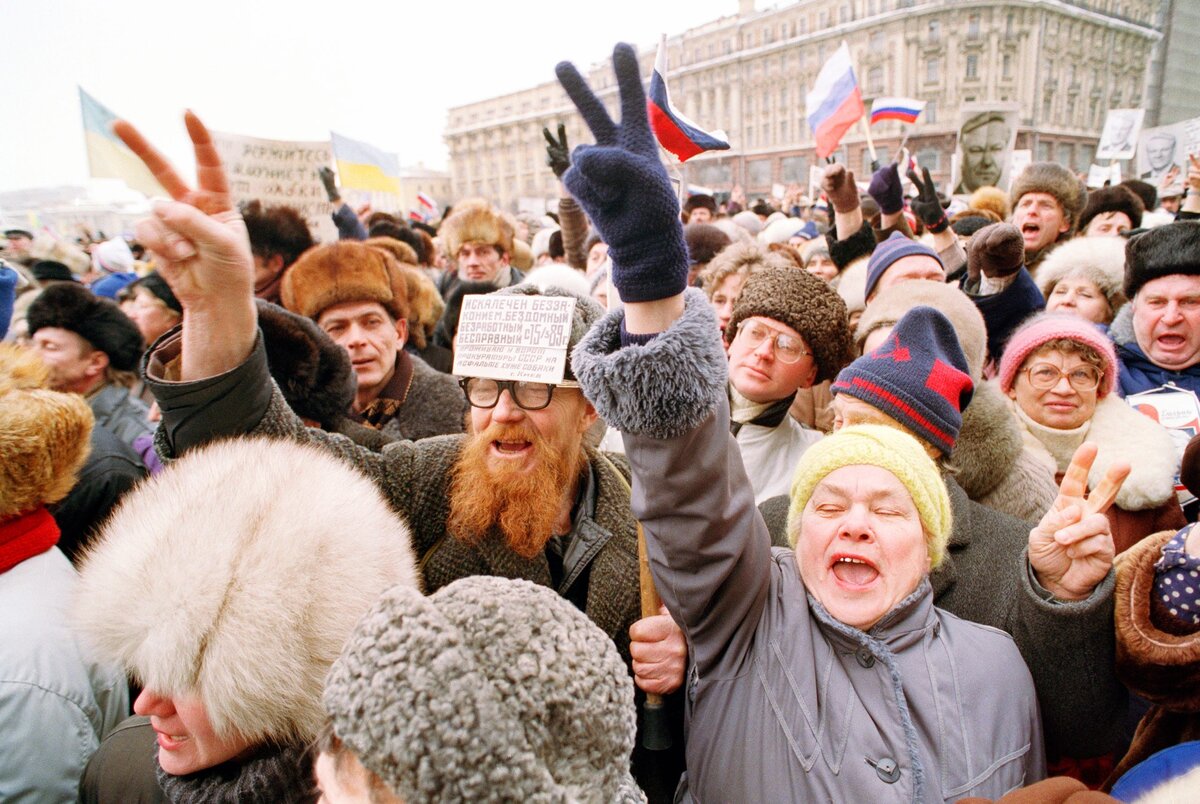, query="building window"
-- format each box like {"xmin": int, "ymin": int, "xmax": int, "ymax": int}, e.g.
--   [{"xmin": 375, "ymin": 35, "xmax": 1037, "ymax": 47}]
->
[
  {"xmin": 819, "ymin": 10, "xmax": 828, "ymax": 28},
  {"xmin": 748, "ymin": 160, "xmax": 772, "ymax": 188},
  {"xmin": 966, "ymin": 54, "xmax": 978, "ymax": 79},
  {"xmin": 870, "ymin": 31, "xmax": 884, "ymax": 51},
  {"xmin": 1003, "ymin": 53, "xmax": 1012, "ymax": 78},
  {"xmin": 1078, "ymin": 144, "xmax": 1095, "ymax": 170},
  {"xmin": 1006, "ymin": 12, "xmax": 1015, "ymax": 37},
  {"xmin": 1037, "ymin": 141, "xmax": 1051, "ymax": 161},
  {"xmin": 781, "ymin": 156, "xmax": 809, "ymax": 183},
  {"xmin": 915, "ymin": 149, "xmax": 941, "ymax": 171},
  {"xmin": 839, "ymin": 5, "xmax": 850, "ymax": 24},
  {"xmin": 928, "ymin": 20, "xmax": 940, "ymax": 42},
  {"xmin": 968, "ymin": 14, "xmax": 981, "ymax": 40},
  {"xmin": 868, "ymin": 66, "xmax": 884, "ymax": 94},
  {"xmin": 924, "ymin": 100, "xmax": 936, "ymax": 123},
  {"xmin": 925, "ymin": 57, "xmax": 939, "ymax": 84},
  {"xmin": 780, "ymin": 120, "xmax": 789, "ymax": 141}
]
